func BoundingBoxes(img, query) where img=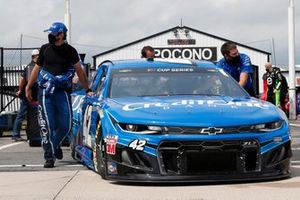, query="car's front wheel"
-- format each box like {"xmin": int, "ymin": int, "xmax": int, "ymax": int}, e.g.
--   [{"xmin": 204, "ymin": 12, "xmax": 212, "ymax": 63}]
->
[{"xmin": 93, "ymin": 124, "xmax": 107, "ymax": 179}]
